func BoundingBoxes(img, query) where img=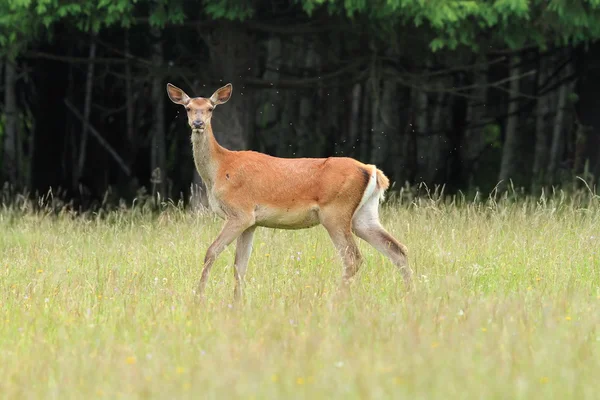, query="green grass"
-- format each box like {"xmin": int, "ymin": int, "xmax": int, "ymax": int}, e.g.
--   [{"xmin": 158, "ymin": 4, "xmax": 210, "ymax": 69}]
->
[{"xmin": 1, "ymin": 193, "xmax": 600, "ymax": 399}]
